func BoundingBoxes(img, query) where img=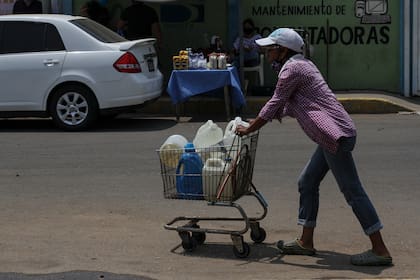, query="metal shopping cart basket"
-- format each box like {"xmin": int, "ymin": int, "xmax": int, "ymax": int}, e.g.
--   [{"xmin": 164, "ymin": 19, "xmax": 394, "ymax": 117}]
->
[{"xmin": 157, "ymin": 131, "xmax": 268, "ymax": 258}]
